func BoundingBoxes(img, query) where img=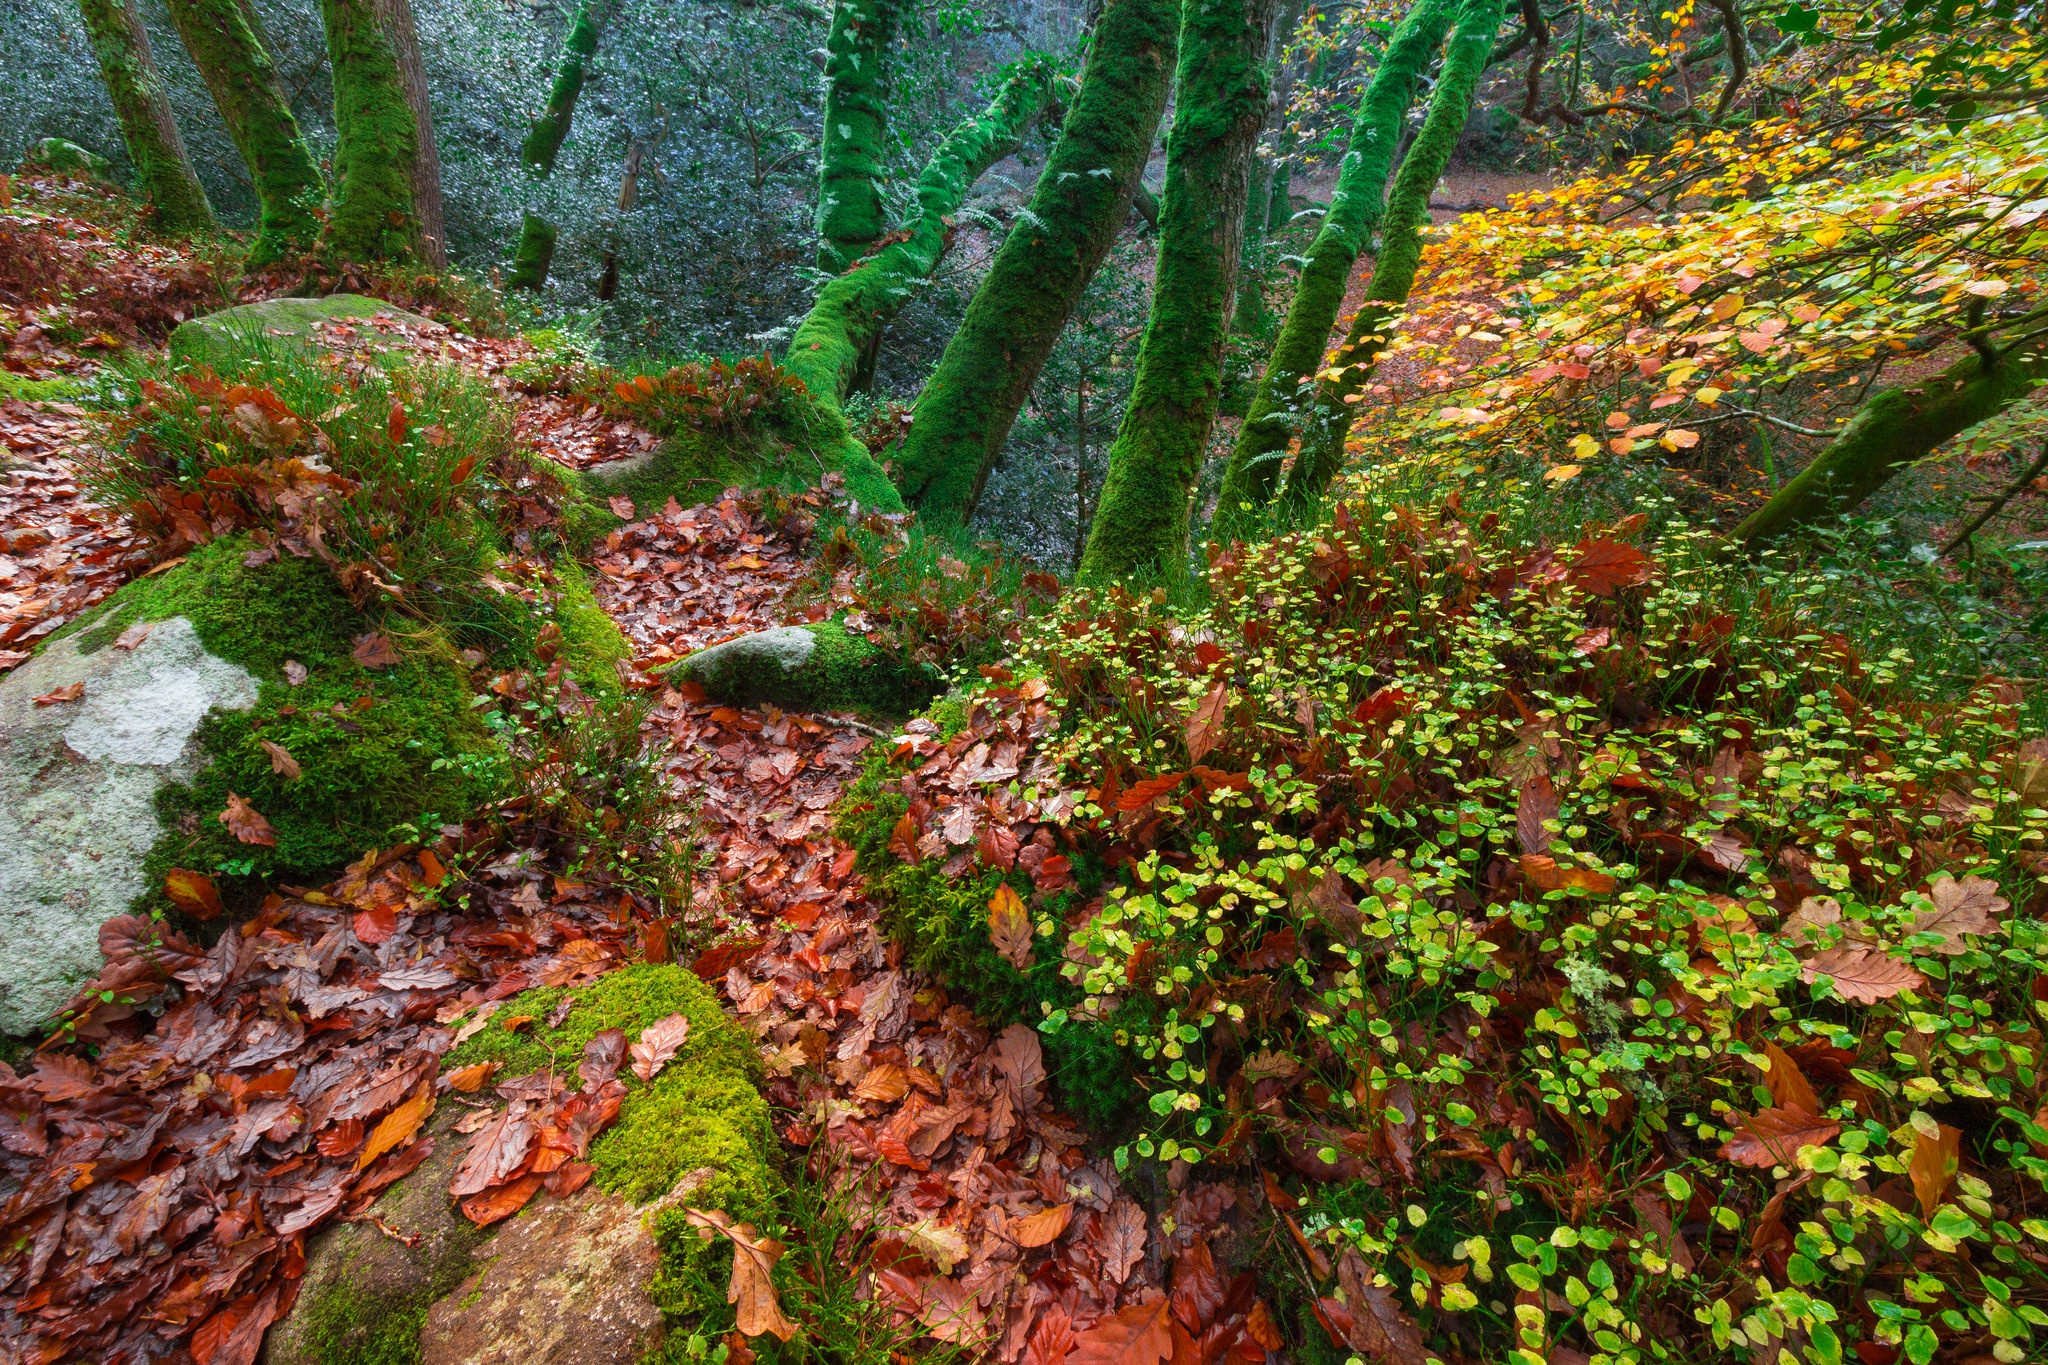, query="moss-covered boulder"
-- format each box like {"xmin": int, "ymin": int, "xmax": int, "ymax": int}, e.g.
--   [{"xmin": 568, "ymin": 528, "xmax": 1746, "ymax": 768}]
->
[
  {"xmin": 168, "ymin": 295, "xmax": 441, "ymax": 366},
  {"xmin": 24, "ymin": 138, "xmax": 110, "ymax": 177},
  {"xmin": 673, "ymin": 620, "xmax": 938, "ymax": 714}
]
